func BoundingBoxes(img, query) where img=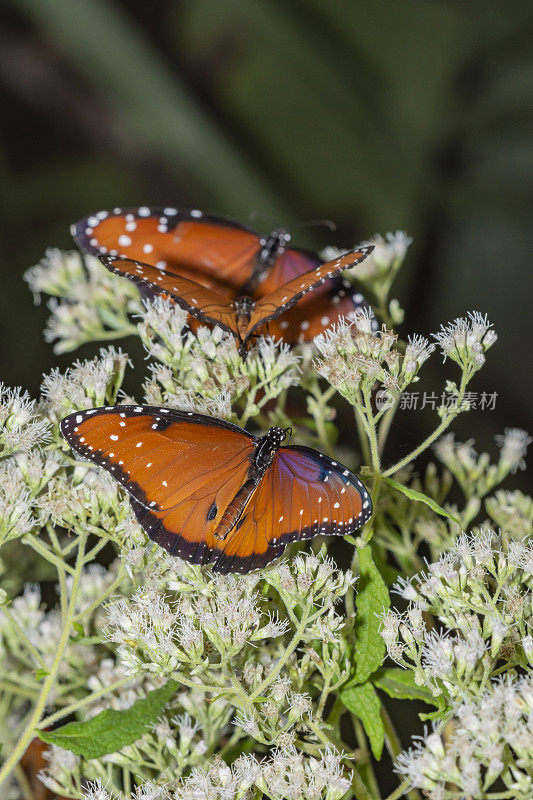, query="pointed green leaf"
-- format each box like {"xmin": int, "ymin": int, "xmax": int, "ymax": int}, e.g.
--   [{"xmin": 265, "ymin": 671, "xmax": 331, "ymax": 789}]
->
[
  {"xmin": 373, "ymin": 667, "xmax": 436, "ymax": 704},
  {"xmin": 351, "ymin": 545, "xmax": 390, "ymax": 684},
  {"xmin": 382, "ymin": 477, "xmax": 459, "ymax": 524},
  {"xmin": 38, "ymin": 679, "xmax": 178, "ymax": 758},
  {"xmin": 341, "ymin": 681, "xmax": 384, "ymax": 760}
]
